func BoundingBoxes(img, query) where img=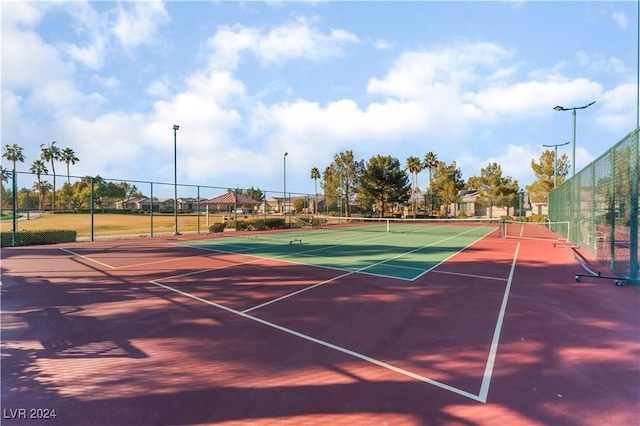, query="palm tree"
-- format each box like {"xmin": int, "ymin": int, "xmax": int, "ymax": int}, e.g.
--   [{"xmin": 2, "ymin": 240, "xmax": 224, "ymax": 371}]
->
[
  {"xmin": 406, "ymin": 156, "xmax": 422, "ymax": 218},
  {"xmin": 310, "ymin": 167, "xmax": 320, "ymax": 218},
  {"xmin": 33, "ymin": 181, "xmax": 52, "ymax": 211},
  {"xmin": 2, "ymin": 143, "xmax": 26, "ymax": 171},
  {"xmin": 0, "ymin": 165, "xmax": 9, "ymax": 215},
  {"xmin": 30, "ymin": 160, "xmax": 48, "ymax": 210},
  {"xmin": 423, "ymin": 151, "xmax": 438, "ymax": 215},
  {"xmin": 2, "ymin": 144, "xmax": 25, "ymax": 217},
  {"xmin": 41, "ymin": 141, "xmax": 61, "ymax": 210},
  {"xmin": 60, "ymin": 147, "xmax": 79, "ymax": 184}
]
